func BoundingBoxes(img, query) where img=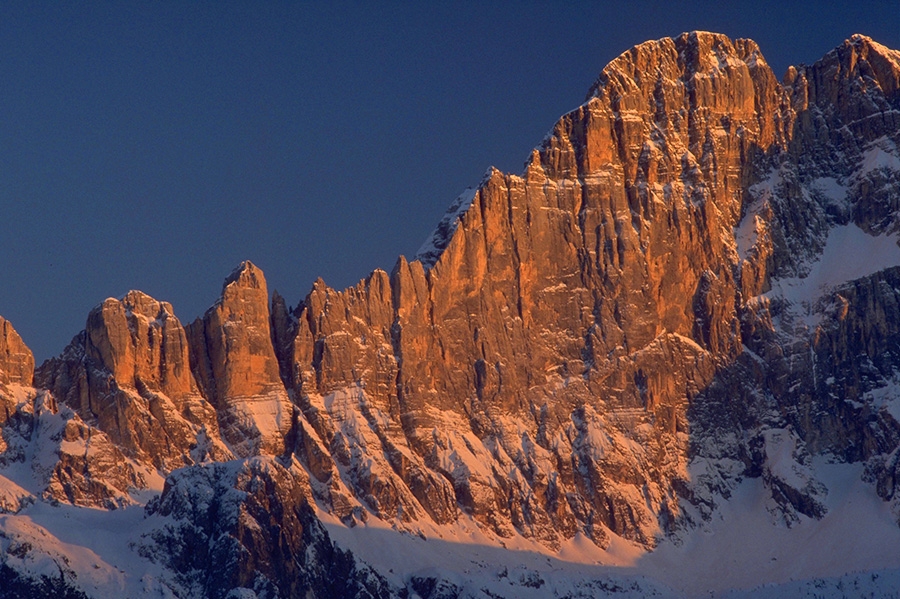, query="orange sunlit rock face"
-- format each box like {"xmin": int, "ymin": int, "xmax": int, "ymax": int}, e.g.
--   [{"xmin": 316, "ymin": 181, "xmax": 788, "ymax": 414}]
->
[
  {"xmin": 7, "ymin": 34, "xmax": 900, "ymax": 579},
  {"xmin": 0, "ymin": 316, "xmax": 34, "ymax": 388},
  {"xmin": 187, "ymin": 261, "xmax": 293, "ymax": 457}
]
